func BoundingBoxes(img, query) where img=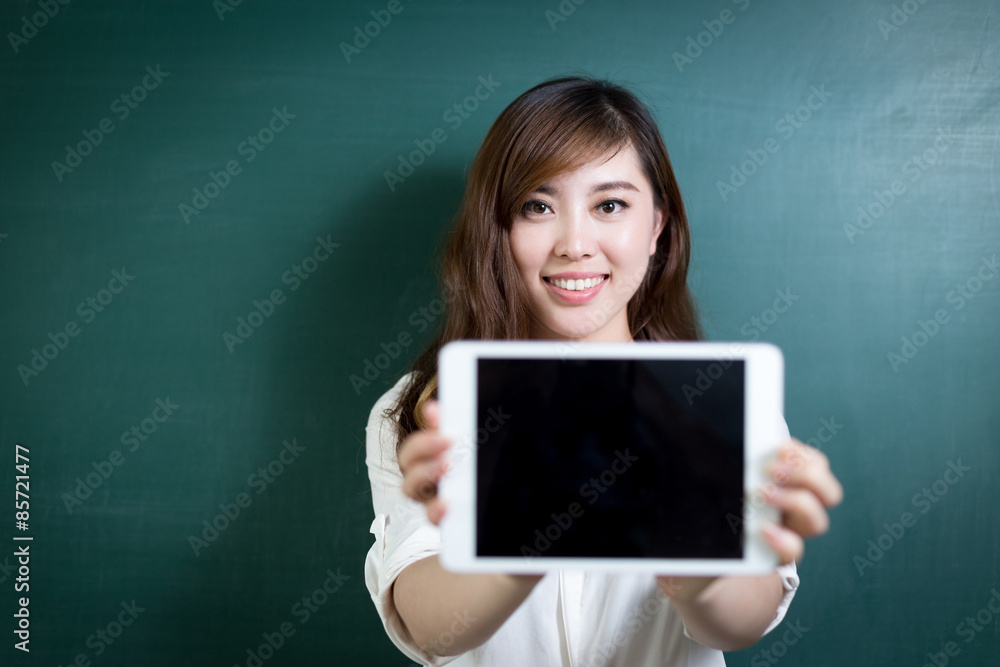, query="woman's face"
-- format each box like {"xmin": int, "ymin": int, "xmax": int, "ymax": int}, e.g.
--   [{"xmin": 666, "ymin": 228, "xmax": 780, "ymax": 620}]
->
[{"xmin": 509, "ymin": 144, "xmax": 665, "ymax": 342}]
